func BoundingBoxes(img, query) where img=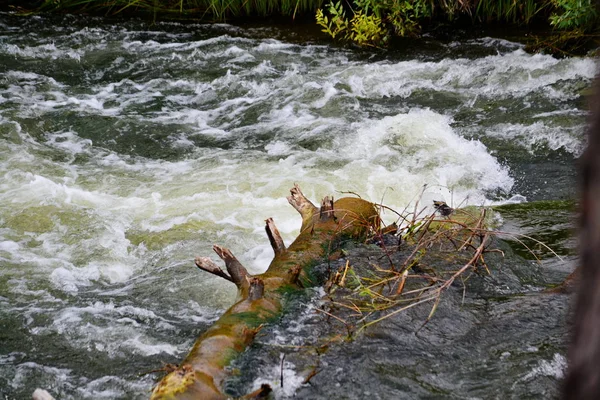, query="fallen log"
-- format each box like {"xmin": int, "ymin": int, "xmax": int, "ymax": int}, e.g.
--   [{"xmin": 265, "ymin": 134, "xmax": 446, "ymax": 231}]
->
[{"xmin": 150, "ymin": 185, "xmax": 380, "ymax": 399}]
